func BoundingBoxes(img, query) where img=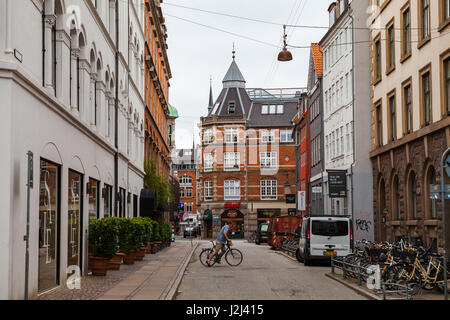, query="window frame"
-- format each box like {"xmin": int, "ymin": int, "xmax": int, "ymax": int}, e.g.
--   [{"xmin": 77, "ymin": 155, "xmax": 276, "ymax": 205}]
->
[
  {"xmin": 204, "ymin": 181, "xmax": 213, "ymax": 201},
  {"xmin": 419, "ymin": 63, "xmax": 432, "ymax": 127},
  {"xmin": 224, "ymin": 152, "xmax": 240, "ymax": 171},
  {"xmin": 203, "ymin": 152, "xmax": 213, "ymax": 172},
  {"xmin": 400, "ymin": 2, "xmax": 412, "ymax": 62},
  {"xmin": 439, "ymin": 0, "xmax": 450, "ymax": 31},
  {"xmin": 224, "ymin": 180, "xmax": 241, "ymax": 201},
  {"xmin": 225, "ymin": 127, "xmax": 239, "ymax": 143},
  {"xmin": 440, "ymin": 49, "xmax": 450, "ymax": 117},
  {"xmin": 417, "ymin": 0, "xmax": 431, "ymax": 48},
  {"xmin": 373, "ymin": 33, "xmax": 382, "ymax": 85},
  {"xmin": 259, "ymin": 151, "xmax": 278, "ymax": 169},
  {"xmin": 375, "ymin": 100, "xmax": 383, "ymax": 147},
  {"xmin": 387, "ymin": 89, "xmax": 397, "ymax": 142},
  {"xmin": 385, "ymin": 18, "xmax": 396, "ymax": 75},
  {"xmin": 402, "ymin": 77, "xmax": 413, "ymax": 135},
  {"xmin": 260, "ymin": 179, "xmax": 278, "ymax": 200}
]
